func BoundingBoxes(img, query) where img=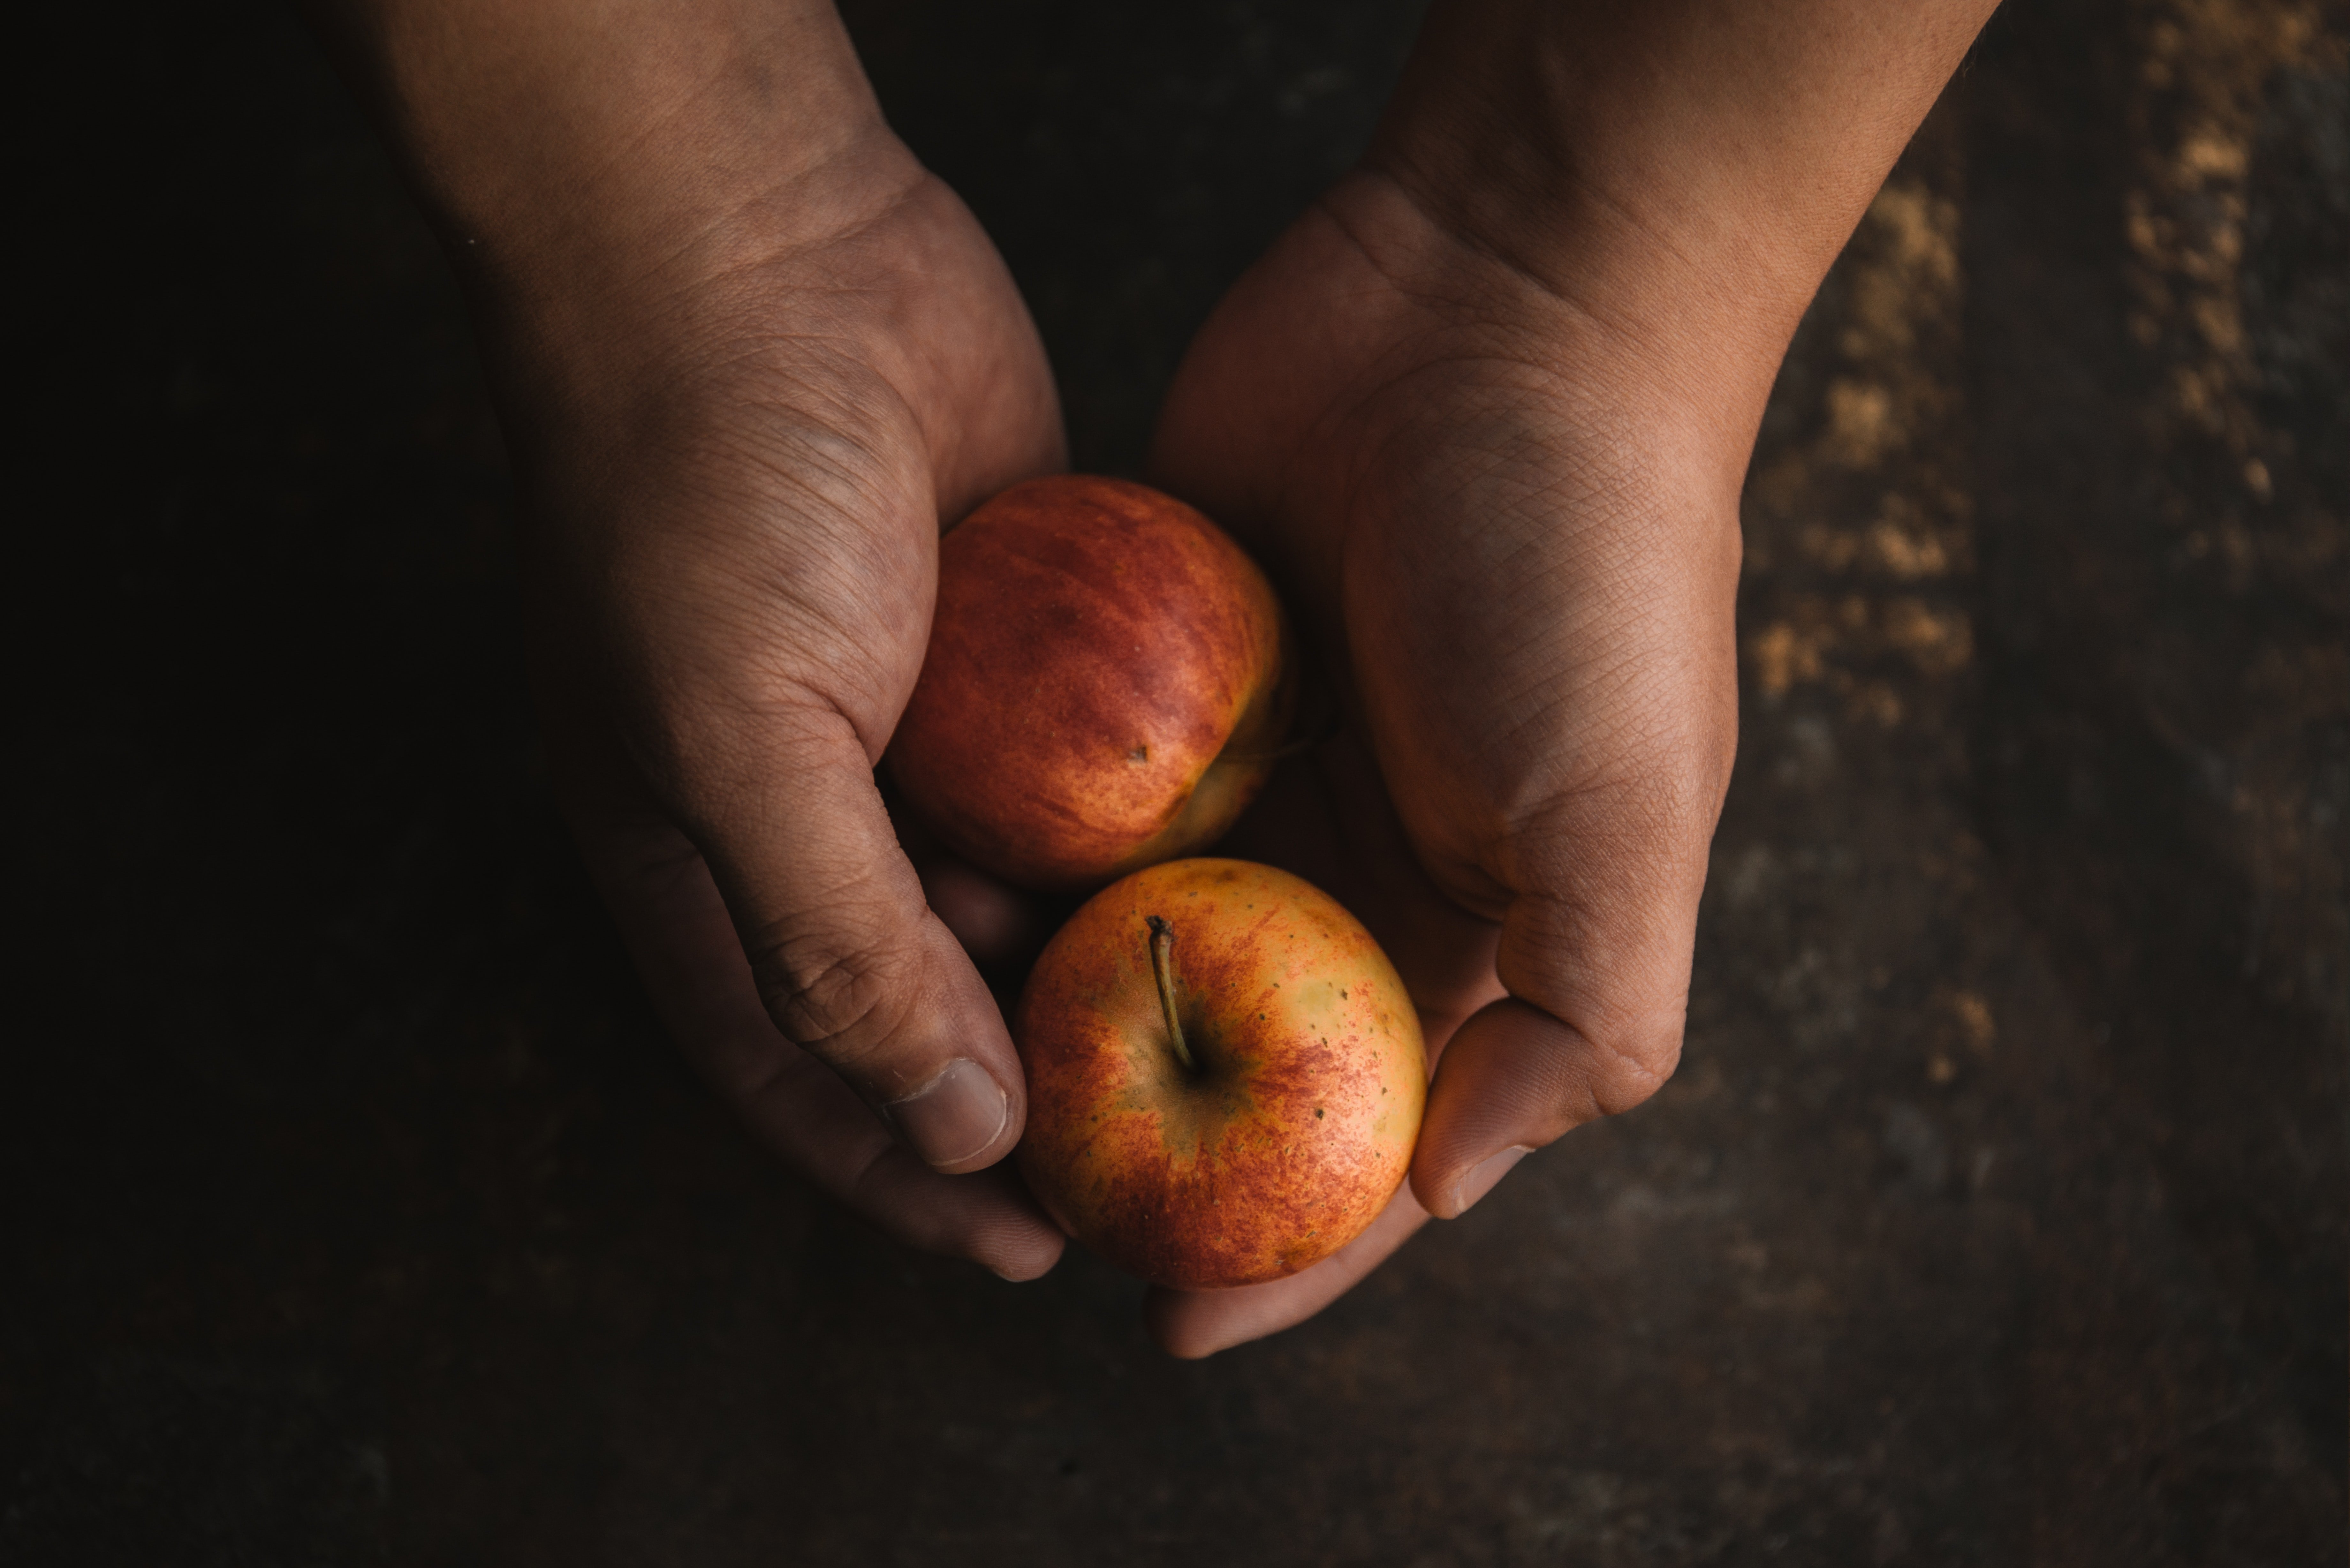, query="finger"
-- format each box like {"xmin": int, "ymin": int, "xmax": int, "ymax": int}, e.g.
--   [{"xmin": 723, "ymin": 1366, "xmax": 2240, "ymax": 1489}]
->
[
  {"xmin": 572, "ymin": 795, "xmax": 1066, "ymax": 1278},
  {"xmin": 735, "ymin": 1038, "xmax": 1065, "ymax": 1279},
  {"xmin": 1143, "ymin": 1182, "xmax": 1430, "ymax": 1359},
  {"xmin": 663, "ymin": 699, "xmax": 1030, "ymax": 1174},
  {"xmin": 1411, "ymin": 868, "xmax": 1699, "ymax": 1218}
]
